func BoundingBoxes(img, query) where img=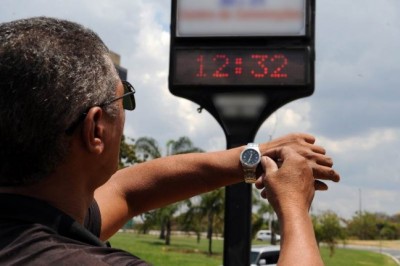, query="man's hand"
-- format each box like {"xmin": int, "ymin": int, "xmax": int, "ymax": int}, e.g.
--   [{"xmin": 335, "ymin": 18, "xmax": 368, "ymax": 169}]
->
[
  {"xmin": 259, "ymin": 133, "xmax": 340, "ymax": 191},
  {"xmin": 255, "ymin": 147, "xmax": 318, "ymax": 218},
  {"xmin": 256, "ymin": 147, "xmax": 326, "ymax": 266}
]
